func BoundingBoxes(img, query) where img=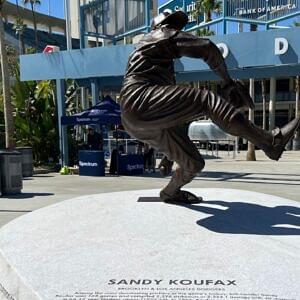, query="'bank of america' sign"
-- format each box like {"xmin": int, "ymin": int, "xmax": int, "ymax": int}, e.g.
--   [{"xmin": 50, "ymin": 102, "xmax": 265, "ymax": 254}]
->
[{"xmin": 227, "ymin": 0, "xmax": 299, "ymax": 21}]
